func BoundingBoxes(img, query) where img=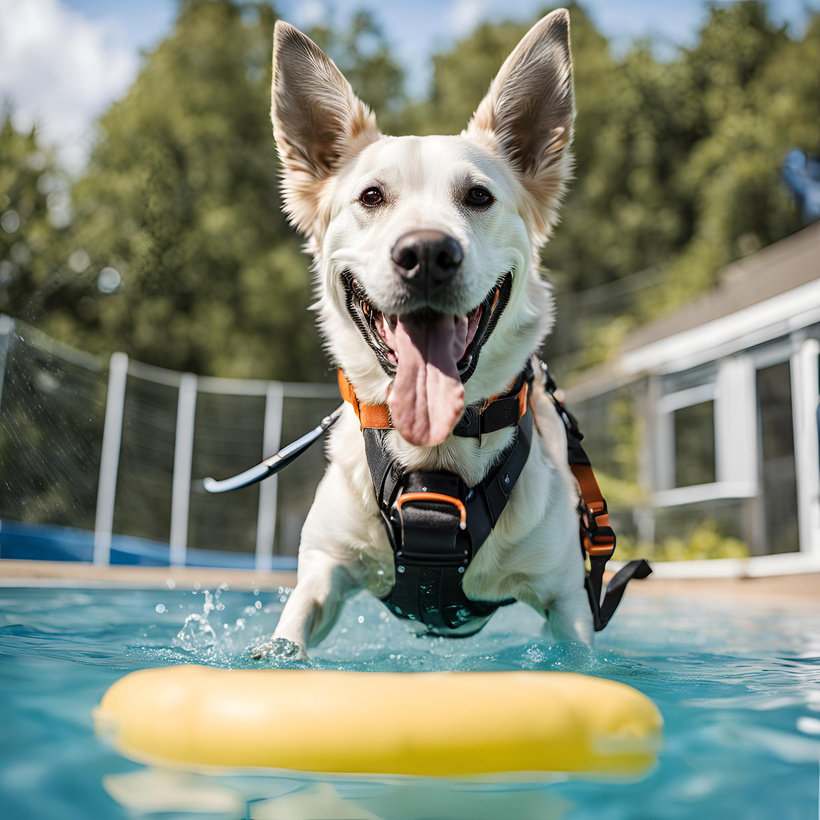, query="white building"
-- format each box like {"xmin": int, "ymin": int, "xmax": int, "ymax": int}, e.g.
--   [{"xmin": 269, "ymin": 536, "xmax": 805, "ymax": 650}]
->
[{"xmin": 567, "ymin": 223, "xmax": 820, "ymax": 574}]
